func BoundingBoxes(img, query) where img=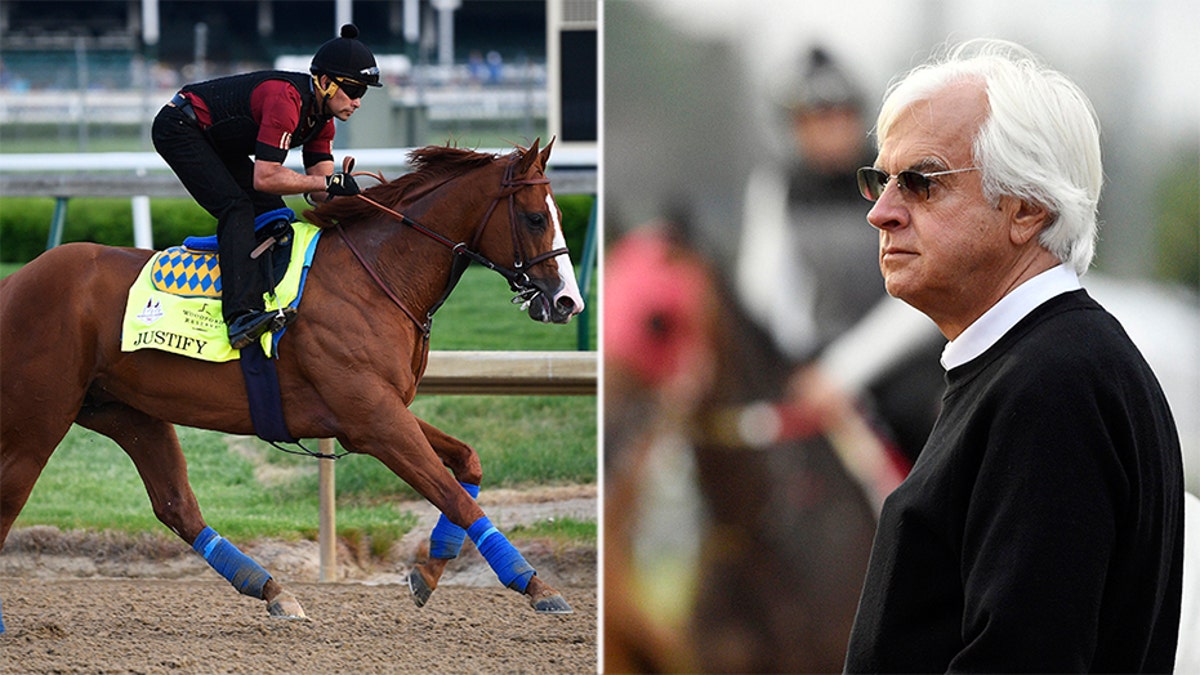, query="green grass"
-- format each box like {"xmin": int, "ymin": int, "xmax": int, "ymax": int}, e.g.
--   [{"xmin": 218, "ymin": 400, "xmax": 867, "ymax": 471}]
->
[
  {"xmin": 509, "ymin": 517, "xmax": 596, "ymax": 545},
  {"xmin": 428, "ymin": 264, "xmax": 596, "ymax": 351},
  {"xmin": 5, "ymin": 258, "xmax": 597, "ymax": 548}
]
